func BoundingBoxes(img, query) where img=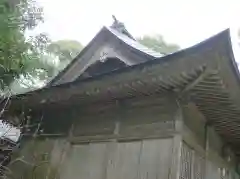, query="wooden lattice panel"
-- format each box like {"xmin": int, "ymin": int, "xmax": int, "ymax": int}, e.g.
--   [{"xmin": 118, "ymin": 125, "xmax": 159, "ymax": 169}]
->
[
  {"xmin": 180, "ymin": 142, "xmax": 206, "ymax": 179},
  {"xmin": 192, "ymin": 152, "xmax": 205, "ymax": 179},
  {"xmin": 180, "ymin": 143, "xmax": 192, "ymax": 179}
]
